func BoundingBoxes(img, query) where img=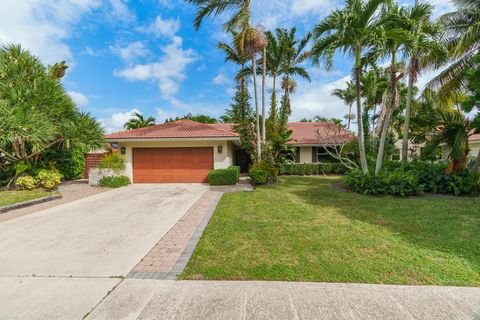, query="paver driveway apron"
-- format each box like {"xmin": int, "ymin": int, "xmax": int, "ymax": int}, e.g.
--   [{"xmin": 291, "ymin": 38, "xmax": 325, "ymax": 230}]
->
[{"xmin": 0, "ymin": 184, "xmax": 208, "ymax": 277}]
